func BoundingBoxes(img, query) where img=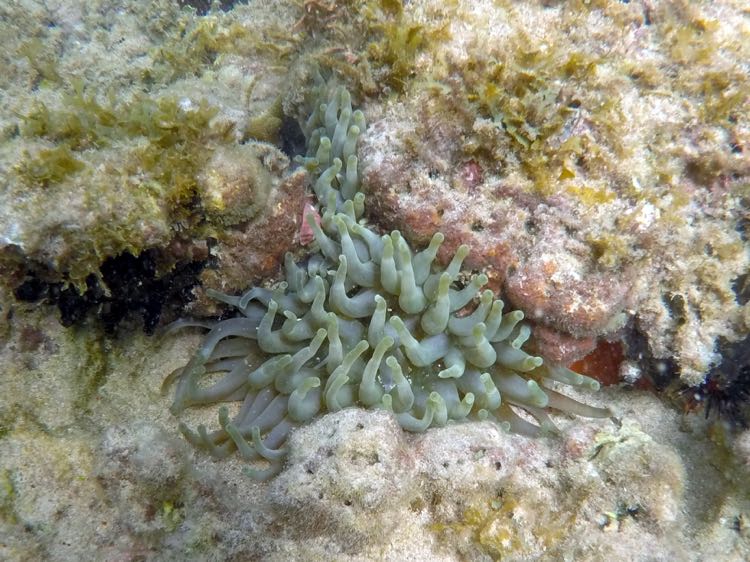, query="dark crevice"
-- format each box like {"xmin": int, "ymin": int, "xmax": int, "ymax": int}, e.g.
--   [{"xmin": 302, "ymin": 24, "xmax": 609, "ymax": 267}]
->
[{"xmin": 14, "ymin": 248, "xmax": 208, "ymax": 334}]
